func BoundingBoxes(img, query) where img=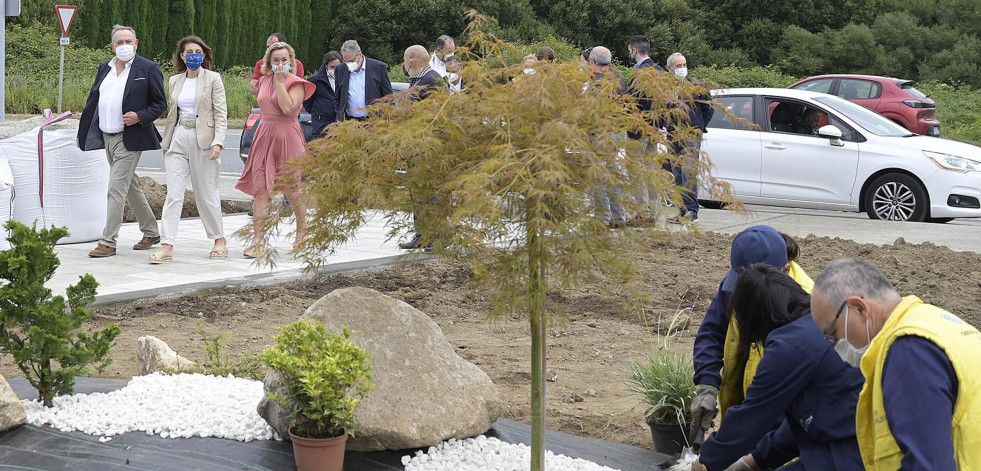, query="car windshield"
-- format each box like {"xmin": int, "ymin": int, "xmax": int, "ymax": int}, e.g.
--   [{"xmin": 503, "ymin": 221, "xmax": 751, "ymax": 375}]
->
[
  {"xmin": 813, "ymin": 96, "xmax": 913, "ymax": 137},
  {"xmin": 900, "ymin": 82, "xmax": 927, "ymax": 98}
]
